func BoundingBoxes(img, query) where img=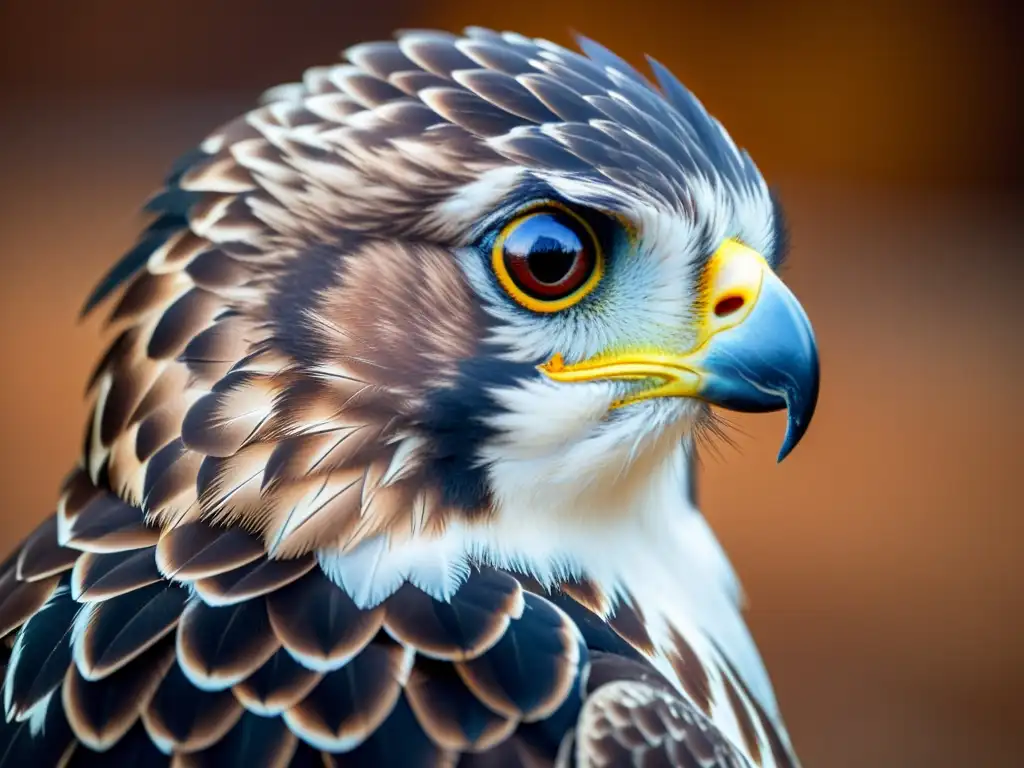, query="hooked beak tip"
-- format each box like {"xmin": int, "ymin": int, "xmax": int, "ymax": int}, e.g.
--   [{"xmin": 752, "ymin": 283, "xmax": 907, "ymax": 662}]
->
[{"xmin": 536, "ymin": 240, "xmax": 821, "ymax": 461}]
